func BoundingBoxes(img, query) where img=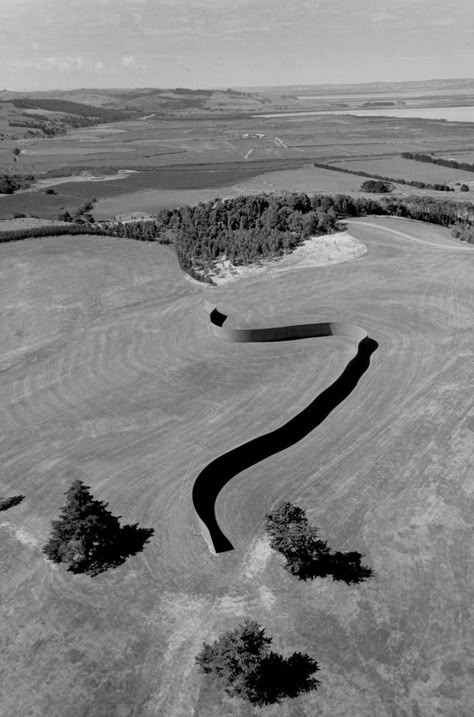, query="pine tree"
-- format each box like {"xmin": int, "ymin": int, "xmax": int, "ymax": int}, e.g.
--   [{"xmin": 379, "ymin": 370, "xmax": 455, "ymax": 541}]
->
[{"xmin": 43, "ymin": 480, "xmax": 122, "ymax": 574}]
